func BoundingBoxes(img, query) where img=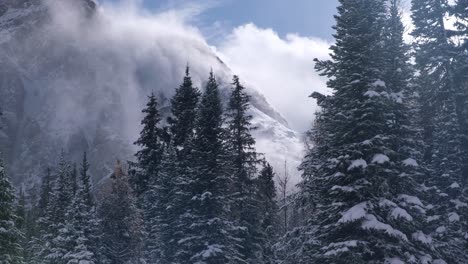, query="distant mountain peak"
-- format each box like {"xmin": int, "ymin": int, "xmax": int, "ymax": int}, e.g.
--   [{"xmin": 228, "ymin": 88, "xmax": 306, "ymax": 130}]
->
[{"xmin": 0, "ymin": 0, "xmax": 303, "ymax": 189}]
